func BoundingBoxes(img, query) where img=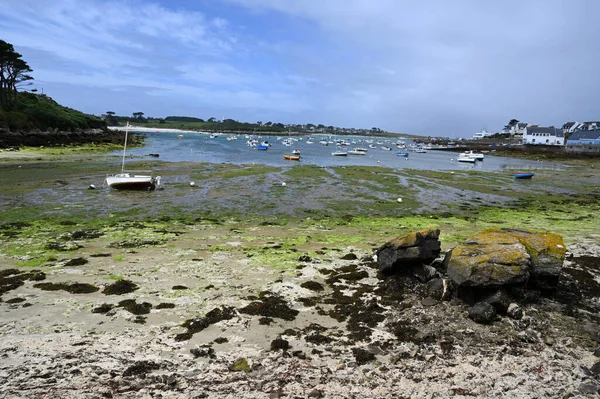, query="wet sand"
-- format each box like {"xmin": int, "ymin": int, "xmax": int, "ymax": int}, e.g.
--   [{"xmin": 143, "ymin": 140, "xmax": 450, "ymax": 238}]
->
[{"xmin": 1, "ymin": 153, "xmax": 599, "ymax": 398}]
